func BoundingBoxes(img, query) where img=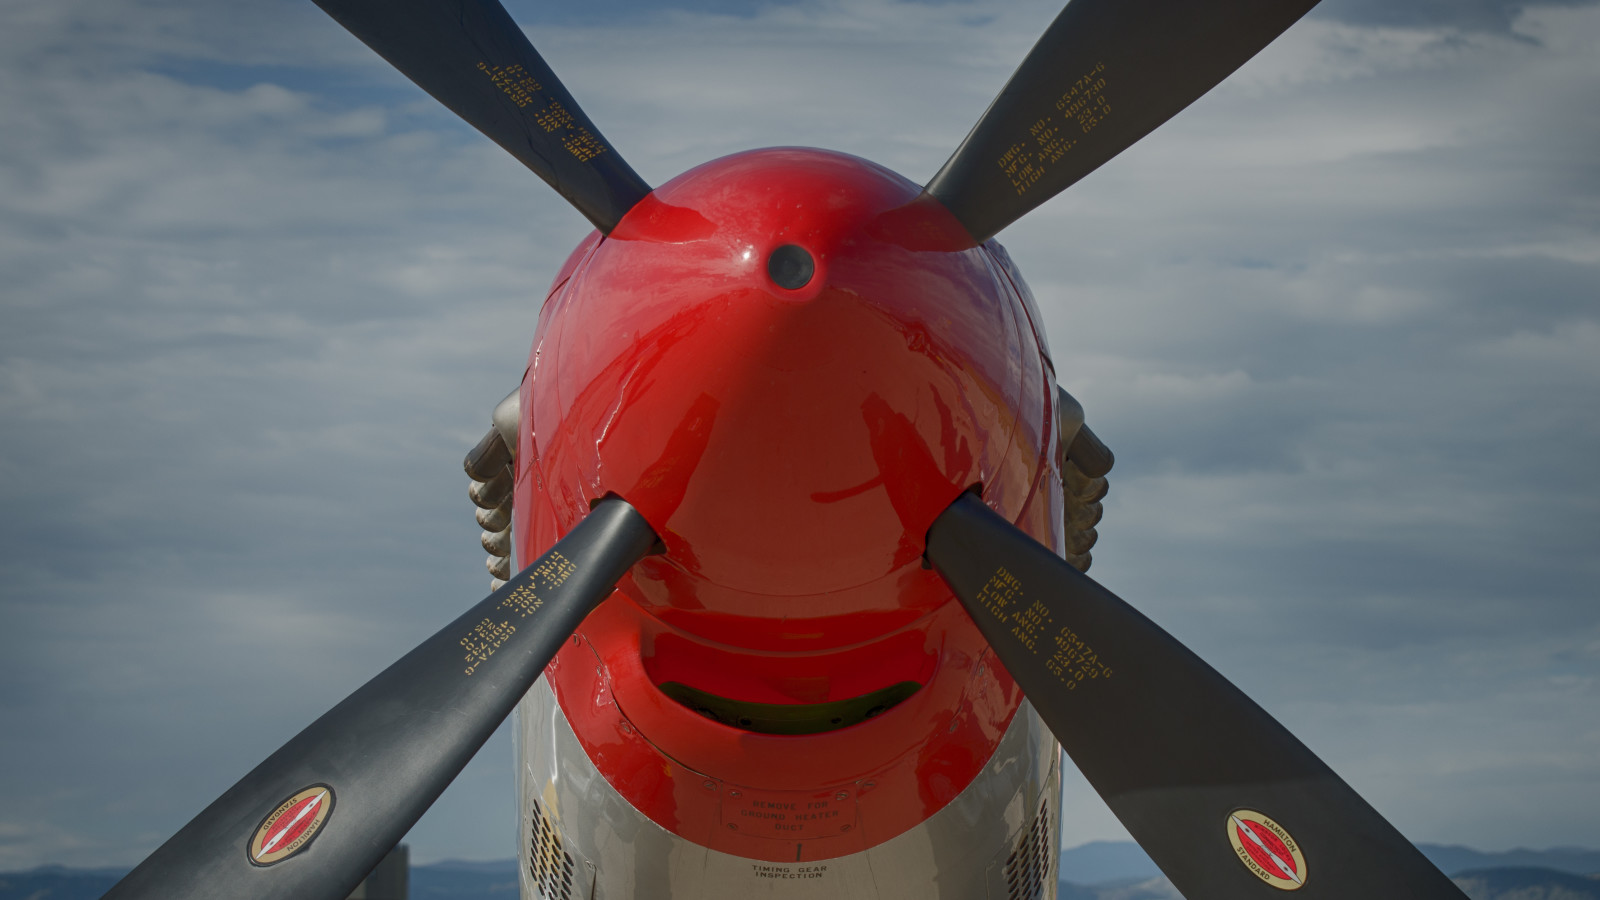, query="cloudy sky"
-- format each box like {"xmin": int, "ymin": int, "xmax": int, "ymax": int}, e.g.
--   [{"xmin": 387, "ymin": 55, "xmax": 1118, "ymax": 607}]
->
[{"xmin": 1, "ymin": 0, "xmax": 1596, "ymax": 875}]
